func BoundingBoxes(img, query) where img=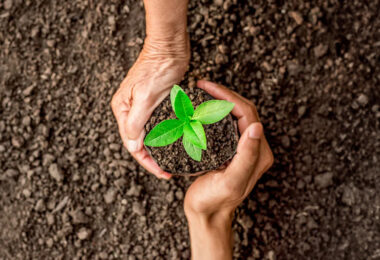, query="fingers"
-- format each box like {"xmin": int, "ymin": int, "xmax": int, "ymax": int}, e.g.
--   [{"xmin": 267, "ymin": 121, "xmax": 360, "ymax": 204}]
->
[
  {"xmin": 125, "ymin": 98, "xmax": 154, "ymax": 143},
  {"xmin": 114, "ymin": 112, "xmax": 171, "ymax": 179},
  {"xmin": 111, "ymin": 91, "xmax": 171, "ymax": 180},
  {"xmin": 224, "ymin": 122, "xmax": 262, "ymax": 185},
  {"xmin": 197, "ymin": 80, "xmax": 260, "ymax": 133},
  {"xmin": 132, "ymin": 149, "xmax": 172, "ymax": 179}
]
